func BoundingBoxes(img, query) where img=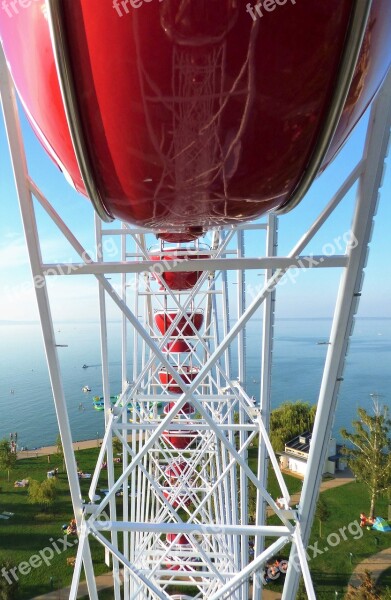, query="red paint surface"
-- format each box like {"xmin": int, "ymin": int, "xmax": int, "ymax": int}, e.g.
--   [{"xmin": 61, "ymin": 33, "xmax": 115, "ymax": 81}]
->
[
  {"xmin": 1, "ymin": 1, "xmax": 390, "ymax": 228},
  {"xmin": 159, "ymin": 366, "xmax": 199, "ymax": 394},
  {"xmin": 150, "ymin": 249, "xmax": 210, "ymax": 290},
  {"xmin": 163, "ymin": 430, "xmax": 197, "ymax": 449},
  {"xmin": 155, "ymin": 310, "xmax": 204, "ymax": 336}
]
